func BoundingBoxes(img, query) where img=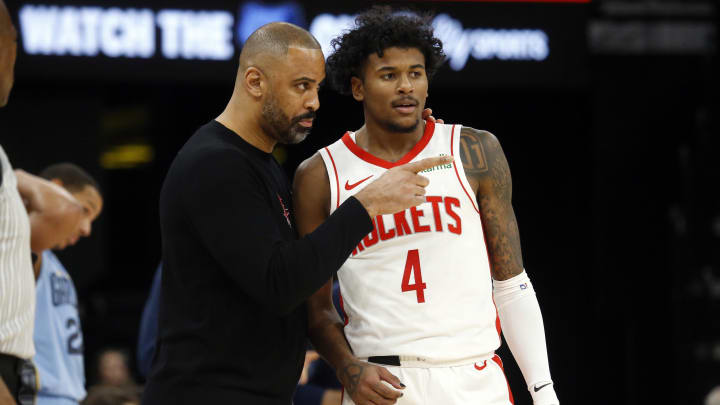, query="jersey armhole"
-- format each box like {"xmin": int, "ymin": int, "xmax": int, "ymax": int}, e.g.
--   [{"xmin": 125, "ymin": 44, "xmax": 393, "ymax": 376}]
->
[
  {"xmin": 319, "ymin": 147, "xmax": 340, "ymax": 213},
  {"xmin": 451, "ymin": 125, "xmax": 480, "ymax": 213}
]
